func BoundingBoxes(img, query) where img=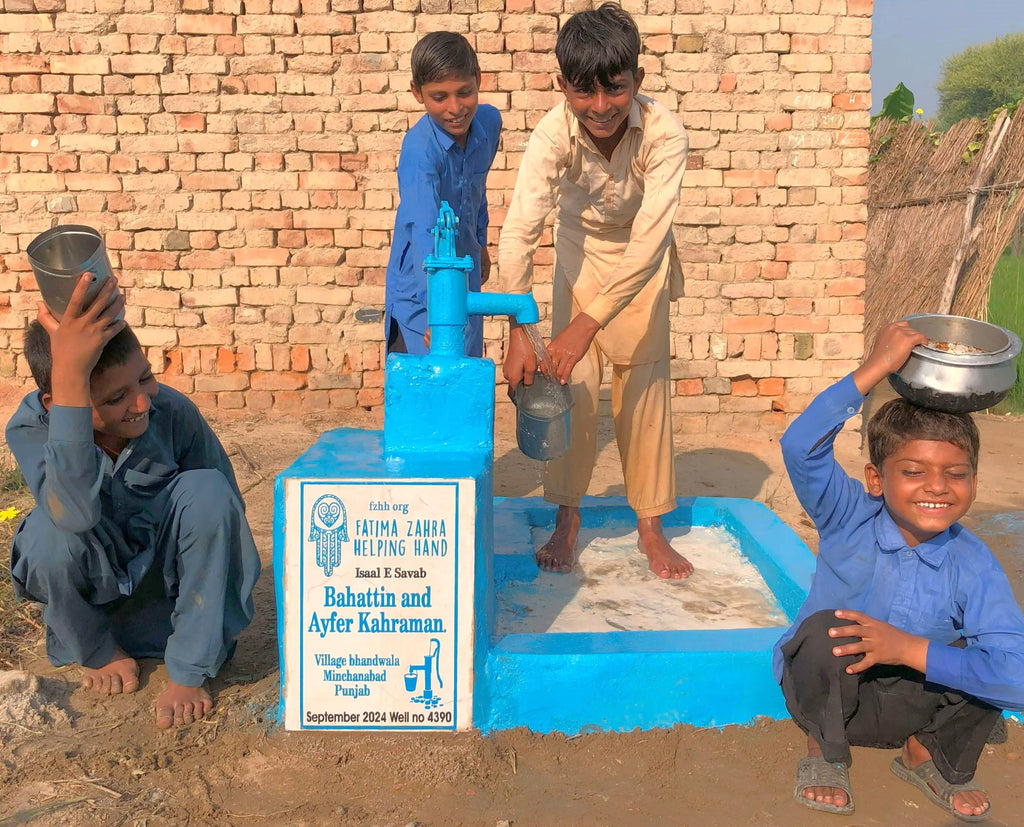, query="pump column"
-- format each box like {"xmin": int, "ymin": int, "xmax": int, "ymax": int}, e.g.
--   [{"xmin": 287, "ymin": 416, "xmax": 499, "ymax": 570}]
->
[{"xmin": 424, "ymin": 202, "xmax": 474, "ymax": 358}]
